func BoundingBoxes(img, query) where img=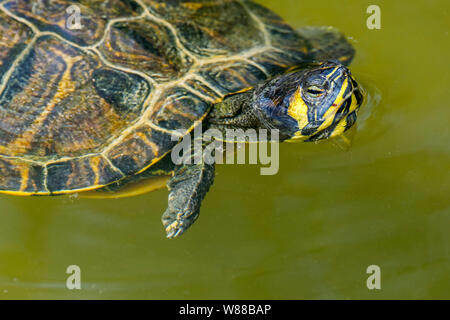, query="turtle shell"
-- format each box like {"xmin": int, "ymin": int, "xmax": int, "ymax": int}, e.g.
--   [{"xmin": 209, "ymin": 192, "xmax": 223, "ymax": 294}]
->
[{"xmin": 0, "ymin": 0, "xmax": 309, "ymax": 195}]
